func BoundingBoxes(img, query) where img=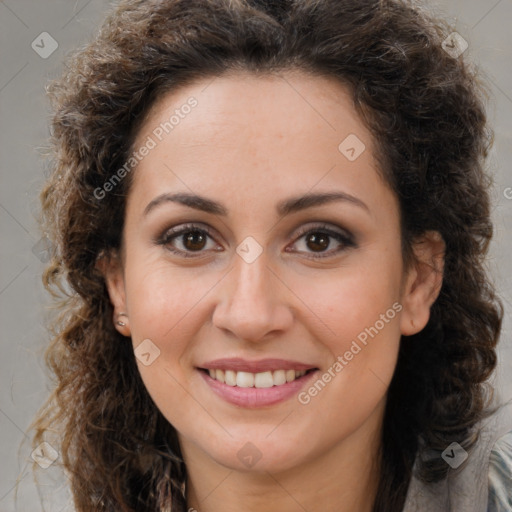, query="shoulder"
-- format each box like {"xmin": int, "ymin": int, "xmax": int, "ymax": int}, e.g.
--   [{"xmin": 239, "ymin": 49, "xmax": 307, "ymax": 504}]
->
[
  {"xmin": 487, "ymin": 428, "xmax": 512, "ymax": 512},
  {"xmin": 403, "ymin": 399, "xmax": 512, "ymax": 512}
]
